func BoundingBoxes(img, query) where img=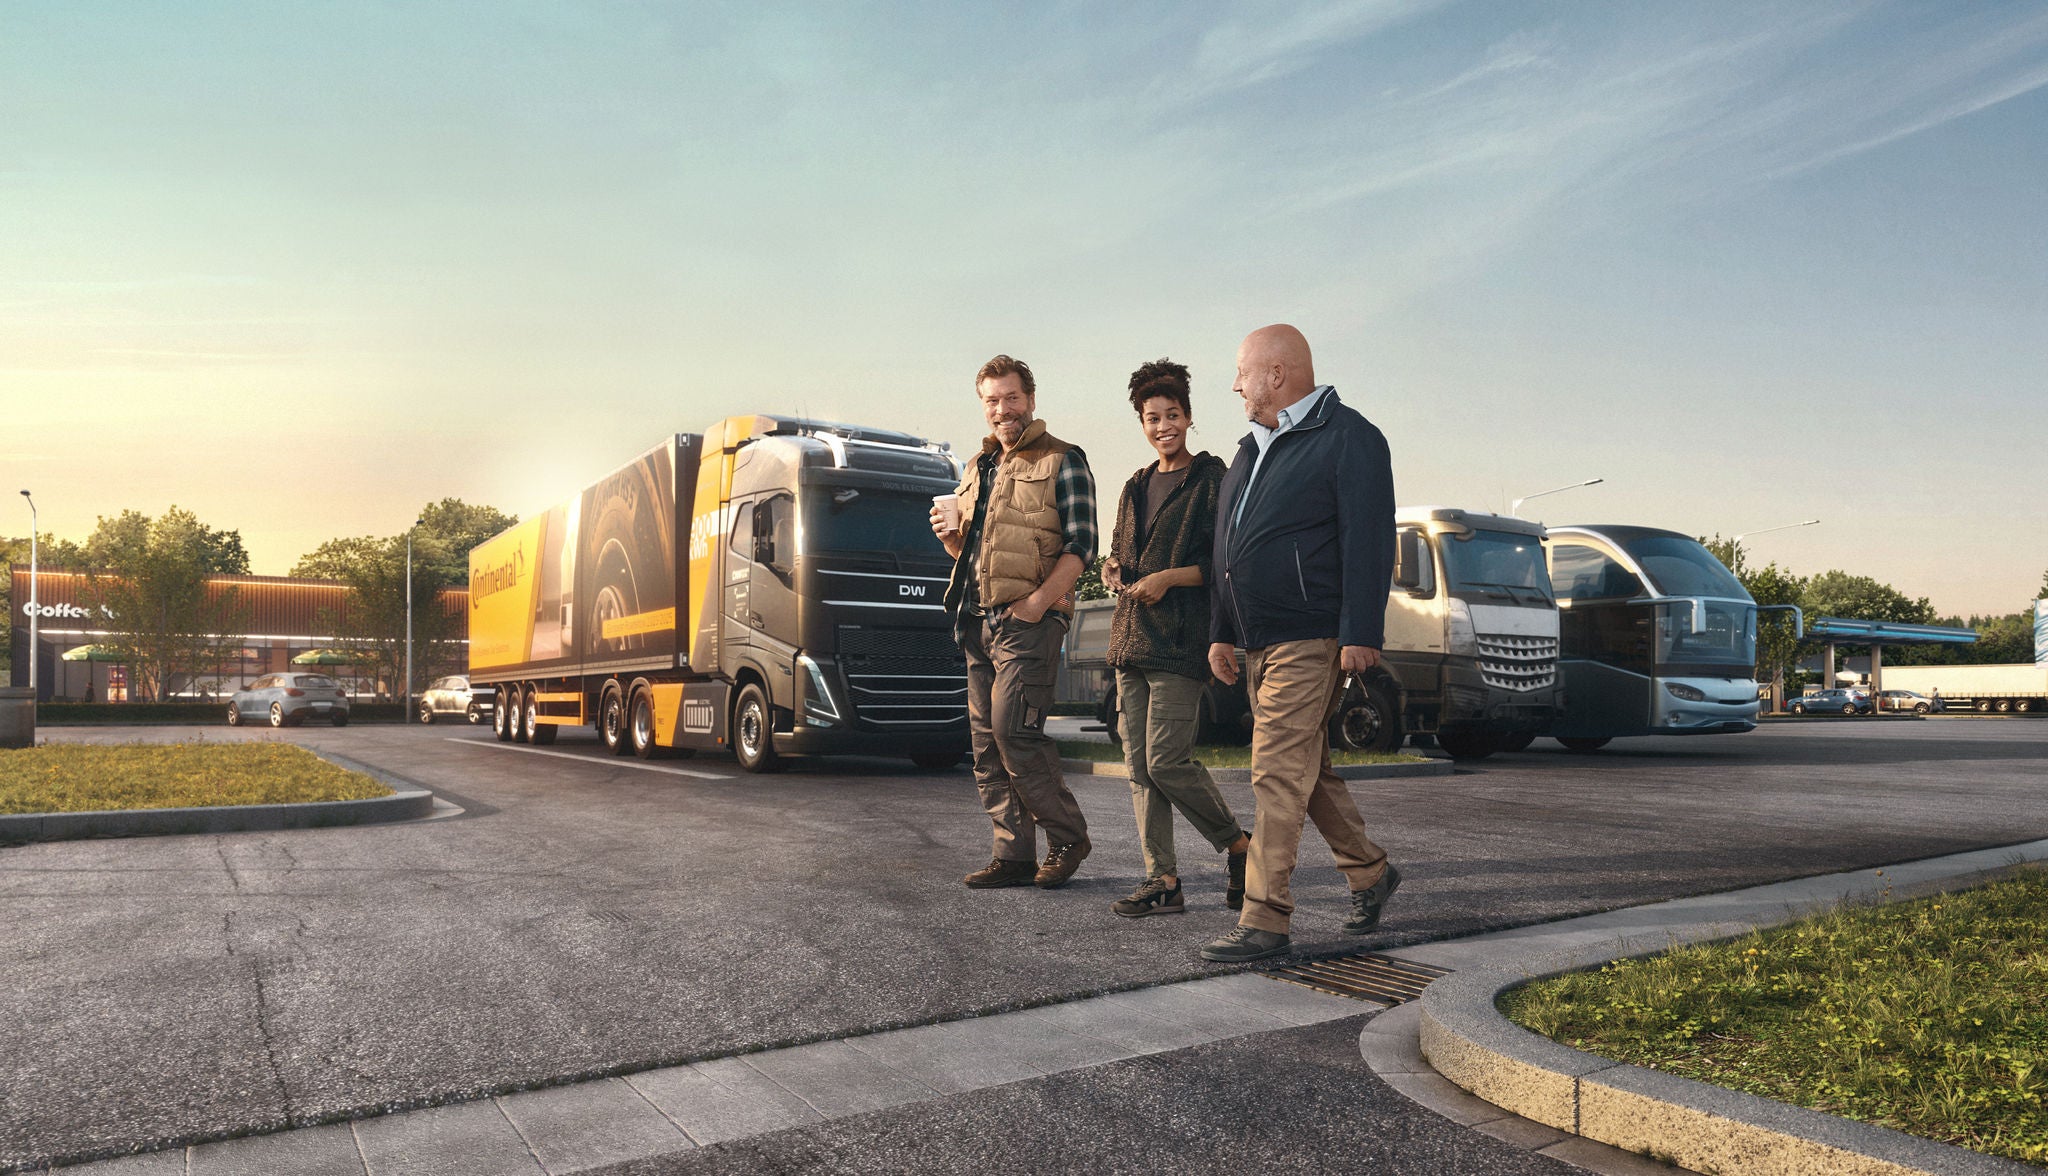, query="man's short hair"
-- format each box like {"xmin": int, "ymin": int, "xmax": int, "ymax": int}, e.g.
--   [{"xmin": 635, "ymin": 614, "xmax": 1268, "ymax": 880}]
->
[
  {"xmin": 1127, "ymin": 358, "xmax": 1191, "ymax": 417},
  {"xmin": 976, "ymin": 354, "xmax": 1035, "ymax": 397}
]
